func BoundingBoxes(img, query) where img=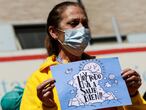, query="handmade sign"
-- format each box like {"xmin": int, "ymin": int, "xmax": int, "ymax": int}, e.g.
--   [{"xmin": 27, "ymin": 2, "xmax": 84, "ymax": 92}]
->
[{"xmin": 50, "ymin": 57, "xmax": 131, "ymax": 110}]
